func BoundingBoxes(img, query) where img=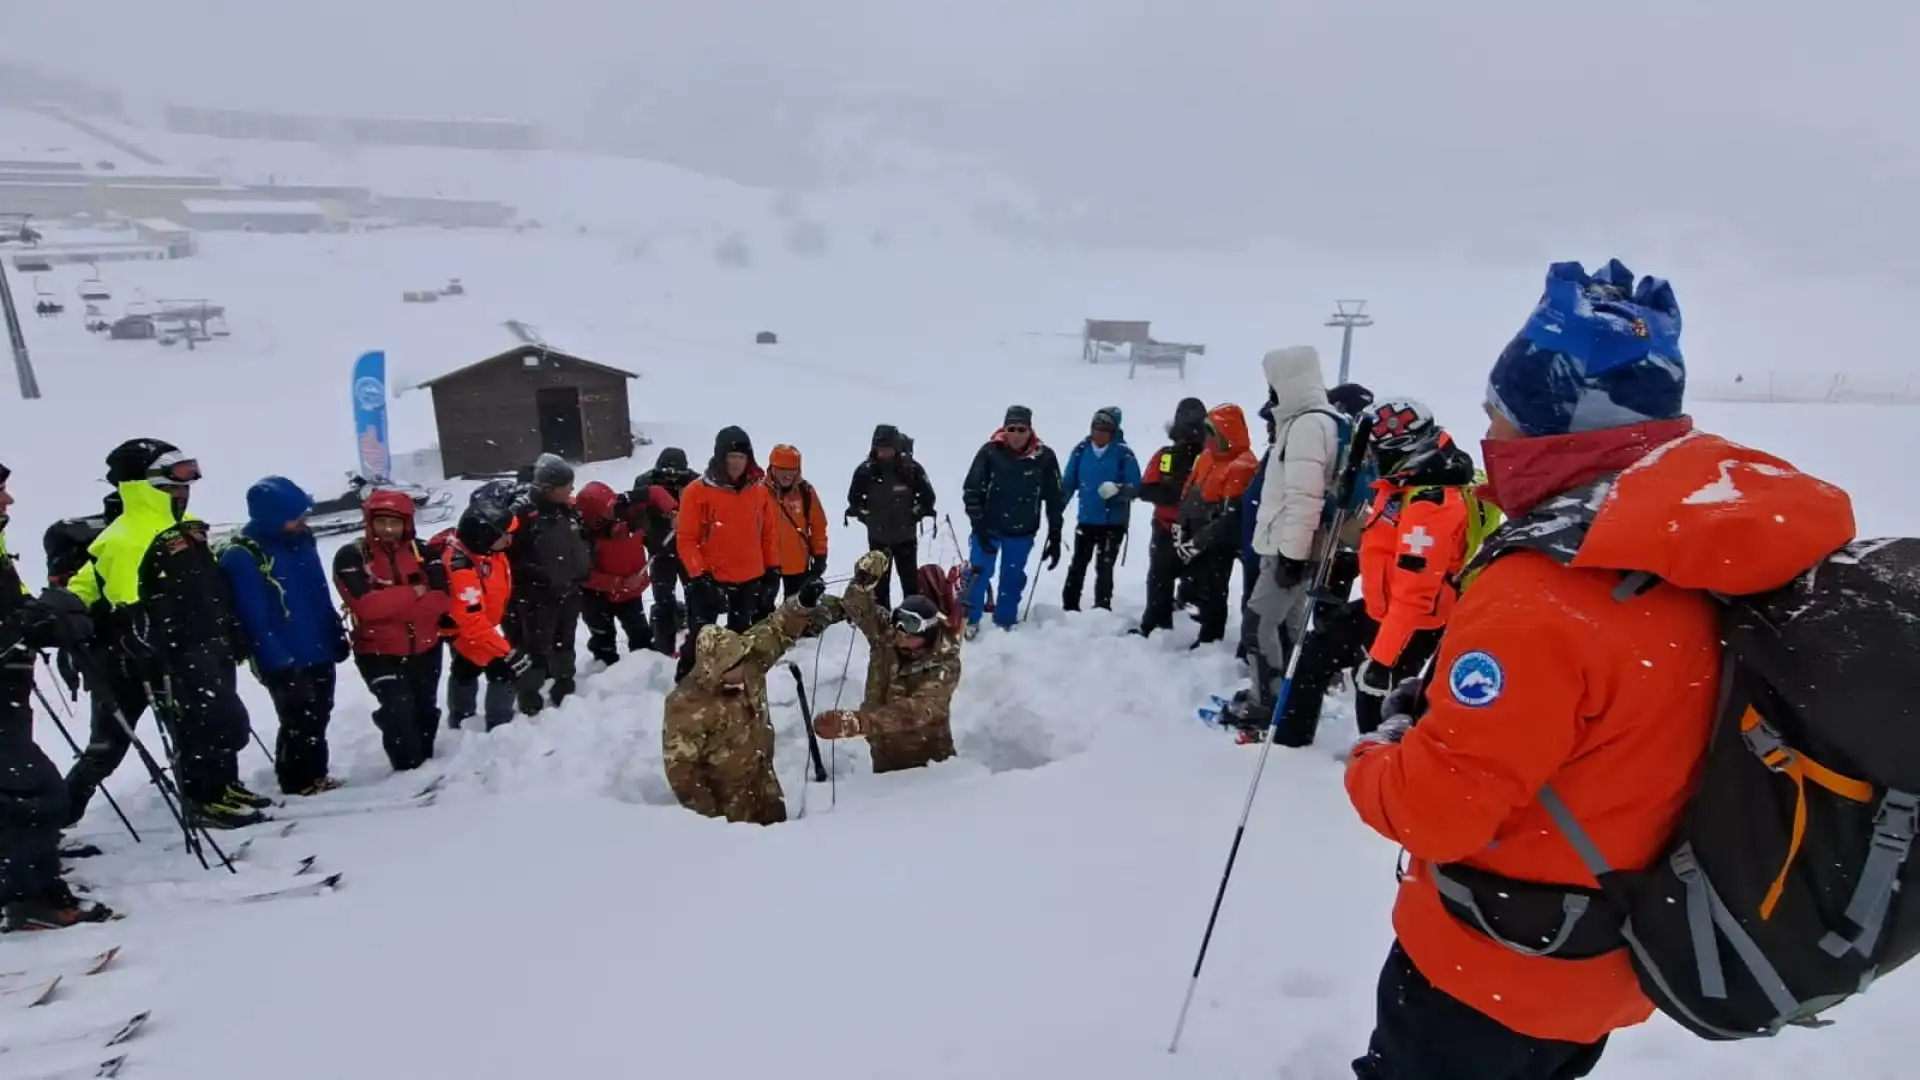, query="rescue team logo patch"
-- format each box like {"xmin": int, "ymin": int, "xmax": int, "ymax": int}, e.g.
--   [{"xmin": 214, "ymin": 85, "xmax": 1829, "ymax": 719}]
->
[{"xmin": 1448, "ymin": 650, "xmax": 1504, "ymax": 708}]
